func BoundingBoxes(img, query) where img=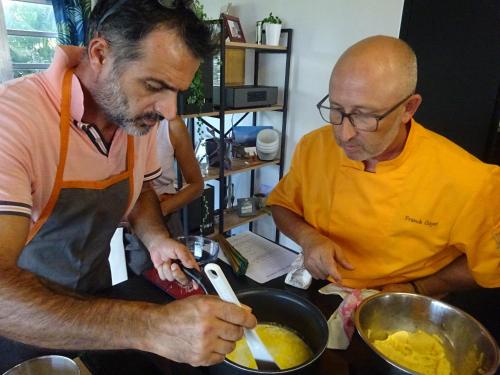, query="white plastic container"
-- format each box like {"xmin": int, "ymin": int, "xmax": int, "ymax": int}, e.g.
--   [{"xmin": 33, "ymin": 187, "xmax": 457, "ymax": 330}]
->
[{"xmin": 256, "ymin": 129, "xmax": 280, "ymax": 160}]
